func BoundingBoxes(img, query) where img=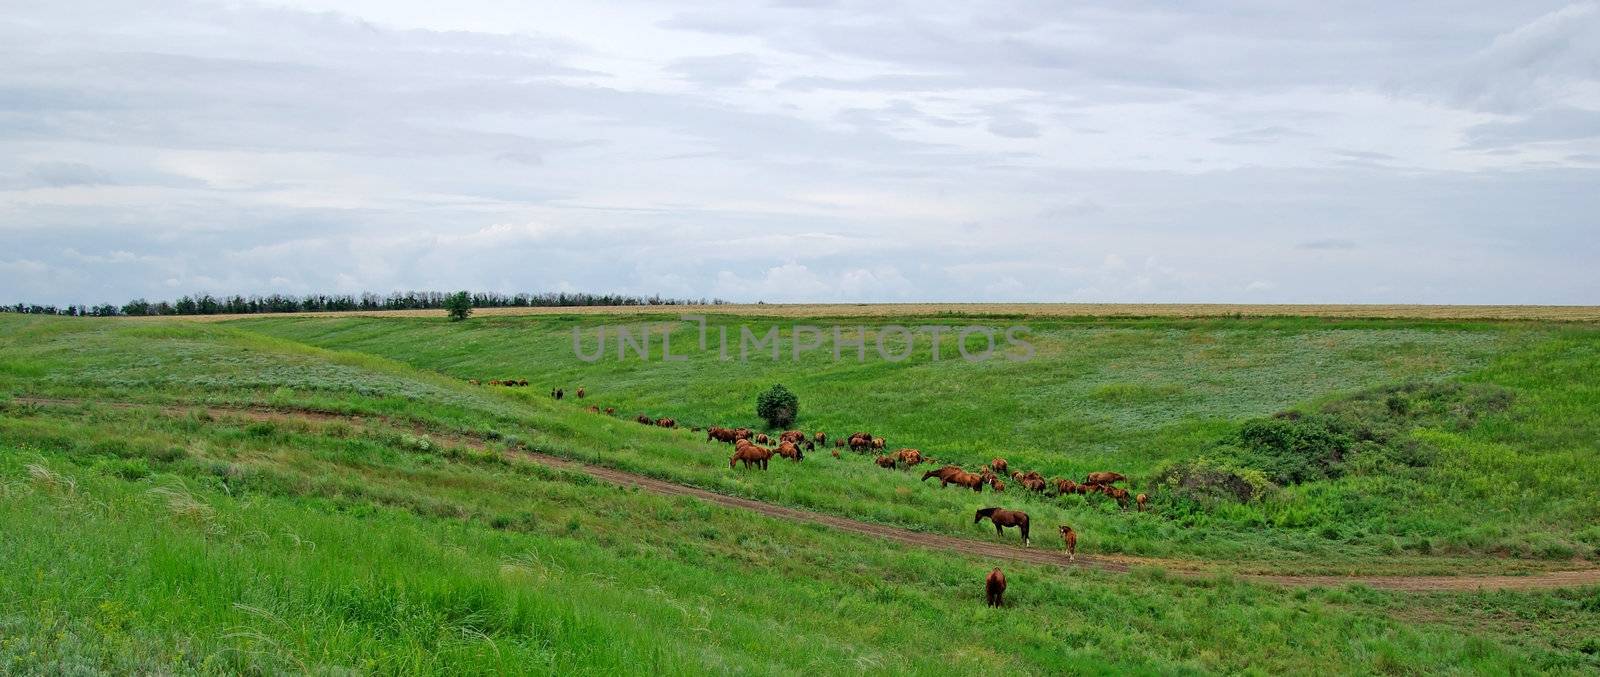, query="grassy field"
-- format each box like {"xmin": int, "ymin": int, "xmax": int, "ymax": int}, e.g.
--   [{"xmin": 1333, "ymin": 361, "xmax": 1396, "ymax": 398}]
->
[{"xmin": 2, "ymin": 311, "xmax": 1599, "ymax": 673}]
